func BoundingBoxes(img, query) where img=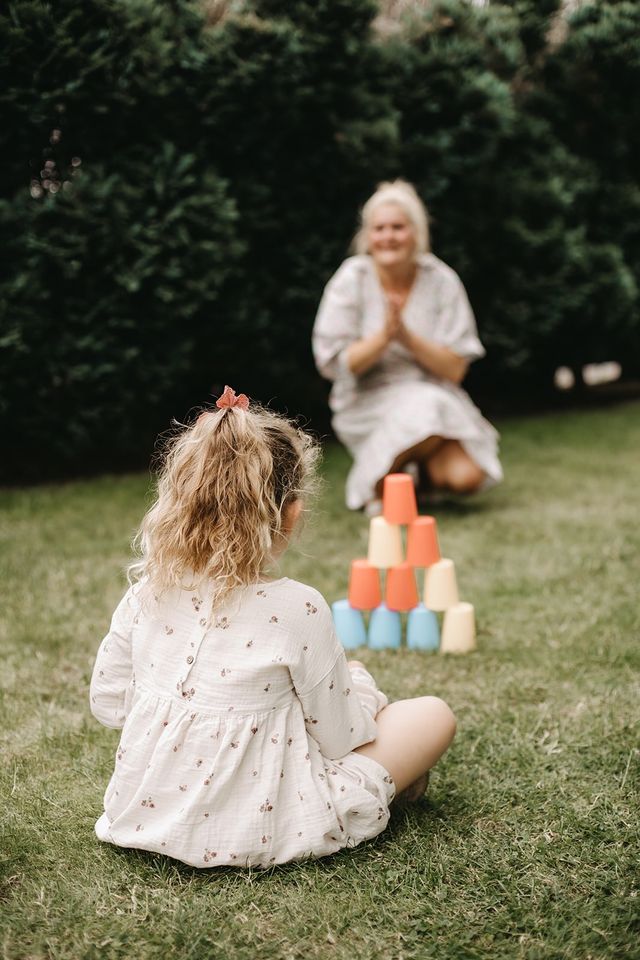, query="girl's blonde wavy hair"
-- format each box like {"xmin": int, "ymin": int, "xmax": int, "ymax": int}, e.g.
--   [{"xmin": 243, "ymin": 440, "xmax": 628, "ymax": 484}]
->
[{"xmin": 129, "ymin": 402, "xmax": 320, "ymax": 605}]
